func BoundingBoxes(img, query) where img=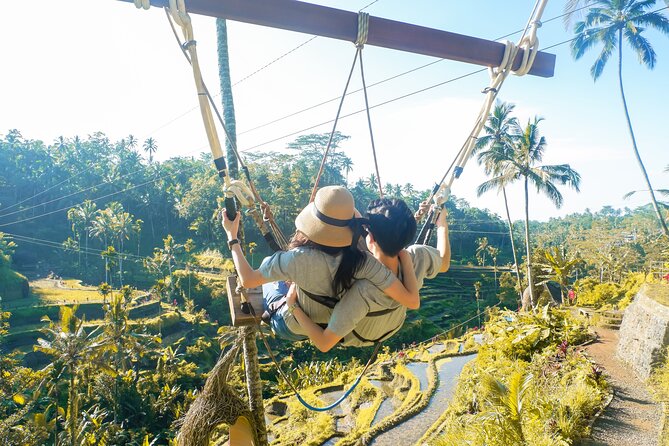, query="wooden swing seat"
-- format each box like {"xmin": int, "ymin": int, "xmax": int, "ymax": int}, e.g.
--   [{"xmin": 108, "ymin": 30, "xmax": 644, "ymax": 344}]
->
[{"xmin": 226, "ymin": 275, "xmax": 264, "ymax": 326}]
